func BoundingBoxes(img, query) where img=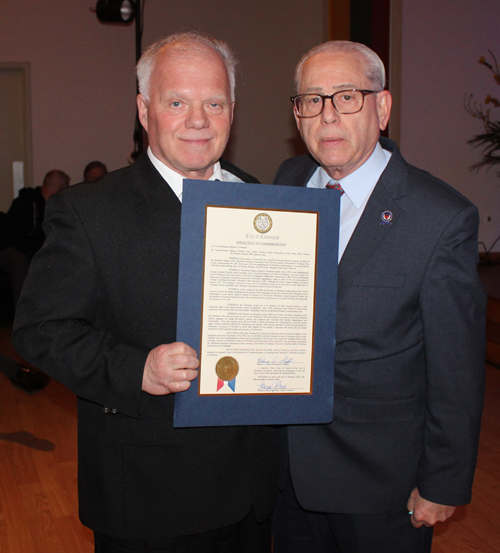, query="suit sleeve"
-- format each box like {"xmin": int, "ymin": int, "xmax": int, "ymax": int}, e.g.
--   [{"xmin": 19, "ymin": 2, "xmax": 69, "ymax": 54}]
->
[
  {"xmin": 418, "ymin": 204, "xmax": 486, "ymax": 505},
  {"xmin": 12, "ymin": 193, "xmax": 148, "ymax": 418}
]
